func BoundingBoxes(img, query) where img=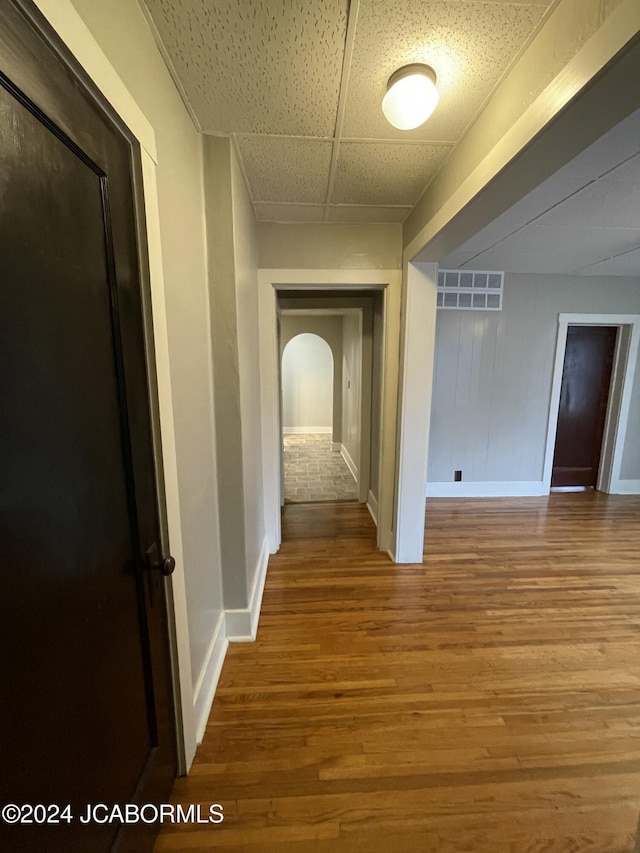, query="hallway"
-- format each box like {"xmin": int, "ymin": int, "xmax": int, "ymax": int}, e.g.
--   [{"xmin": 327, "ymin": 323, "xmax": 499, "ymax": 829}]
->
[{"xmin": 156, "ymin": 494, "xmax": 640, "ymax": 852}]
